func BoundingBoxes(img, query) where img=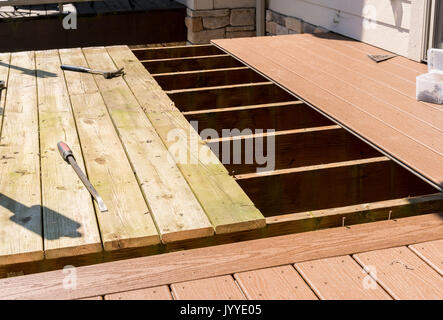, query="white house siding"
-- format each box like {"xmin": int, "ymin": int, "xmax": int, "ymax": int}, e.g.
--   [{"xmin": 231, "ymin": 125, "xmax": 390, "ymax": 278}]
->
[{"xmin": 267, "ymin": 0, "xmax": 416, "ymax": 58}]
